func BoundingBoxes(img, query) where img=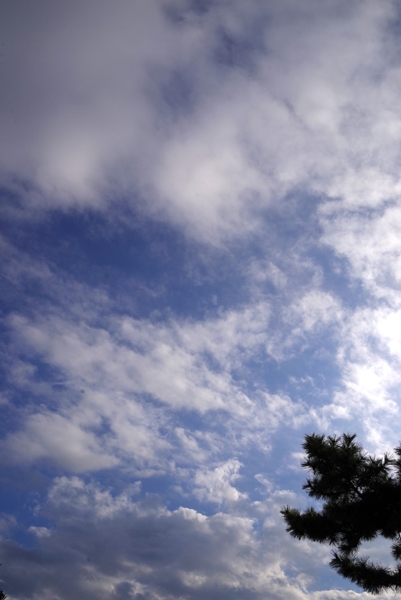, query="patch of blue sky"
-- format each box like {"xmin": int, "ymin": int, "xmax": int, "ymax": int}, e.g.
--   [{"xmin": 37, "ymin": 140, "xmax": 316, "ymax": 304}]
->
[{"xmin": 1, "ymin": 209, "xmax": 252, "ymax": 319}]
